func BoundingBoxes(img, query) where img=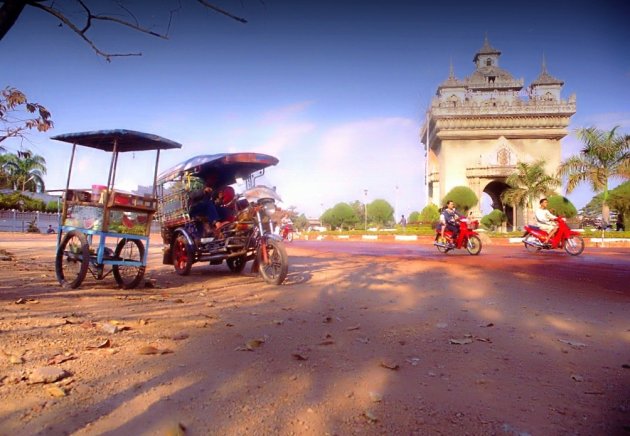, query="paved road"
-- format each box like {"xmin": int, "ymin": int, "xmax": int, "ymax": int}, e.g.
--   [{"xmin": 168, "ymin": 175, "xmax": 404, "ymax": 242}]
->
[{"xmin": 289, "ymin": 239, "xmax": 630, "ymax": 295}]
